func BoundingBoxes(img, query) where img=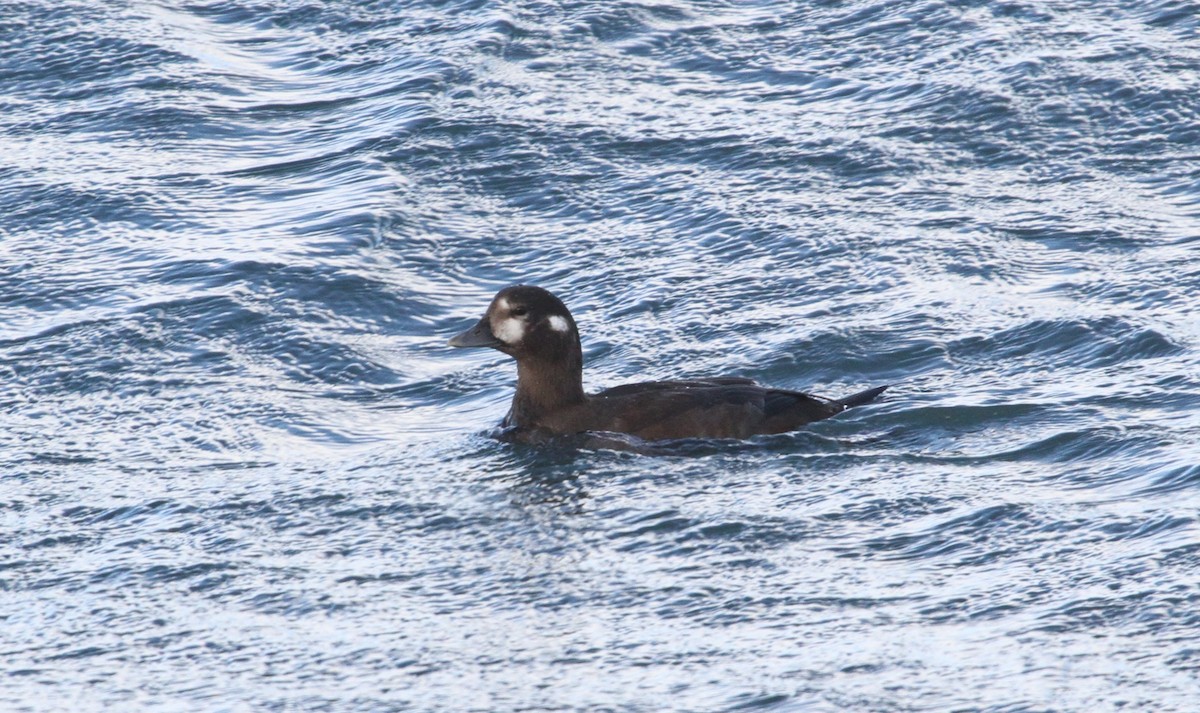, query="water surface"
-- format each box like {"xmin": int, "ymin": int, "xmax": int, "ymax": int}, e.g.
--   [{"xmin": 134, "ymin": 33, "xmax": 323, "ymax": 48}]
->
[{"xmin": 2, "ymin": 1, "xmax": 1198, "ymax": 711}]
